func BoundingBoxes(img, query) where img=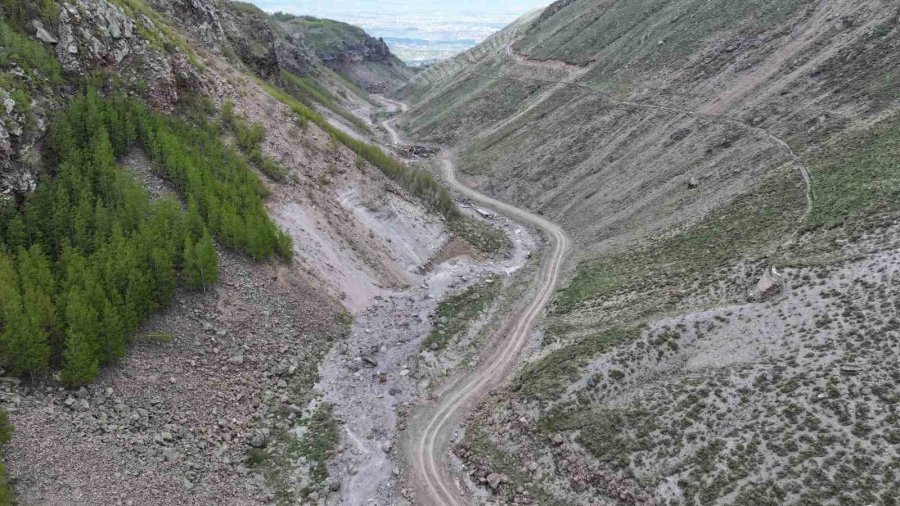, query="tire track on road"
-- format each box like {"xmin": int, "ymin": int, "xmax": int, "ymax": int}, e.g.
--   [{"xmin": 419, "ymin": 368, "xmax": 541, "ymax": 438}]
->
[{"xmin": 379, "ymin": 96, "xmax": 572, "ymax": 506}]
